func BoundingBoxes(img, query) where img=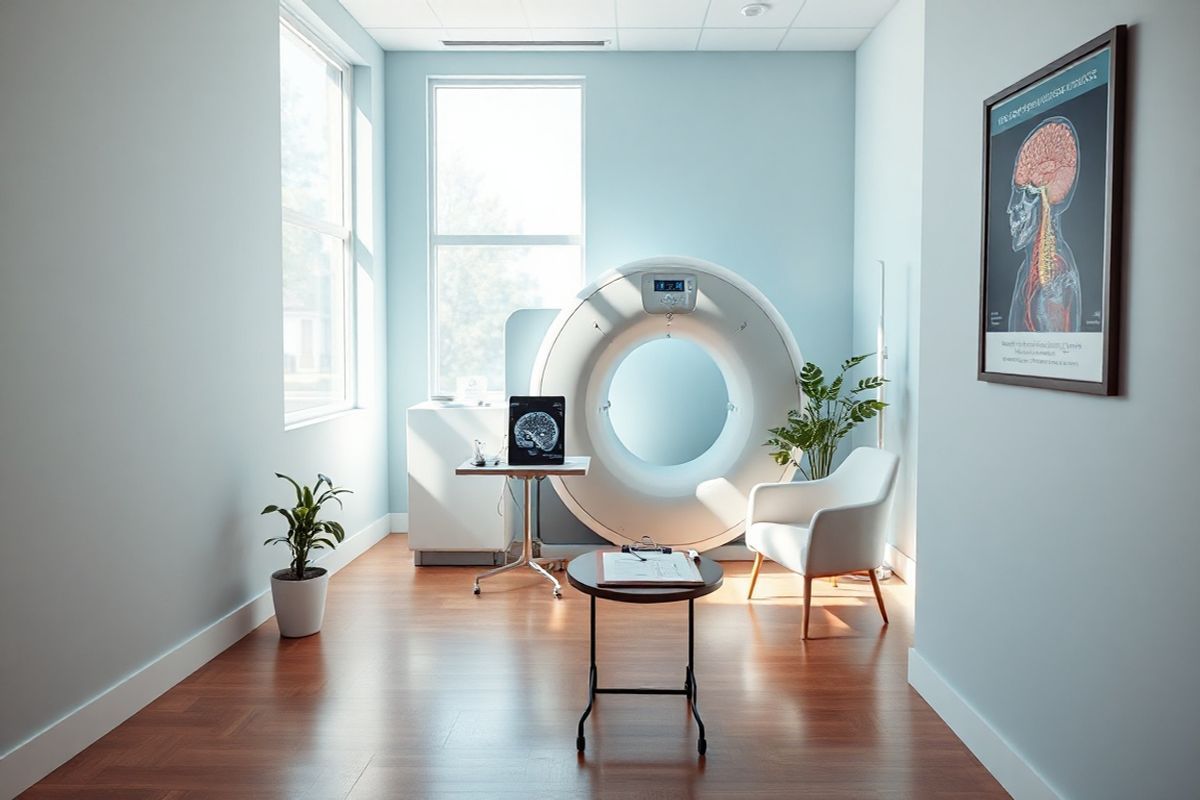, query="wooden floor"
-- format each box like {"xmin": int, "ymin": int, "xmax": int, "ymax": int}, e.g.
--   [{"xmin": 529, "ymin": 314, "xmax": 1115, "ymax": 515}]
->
[{"xmin": 24, "ymin": 536, "xmax": 1007, "ymax": 799}]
